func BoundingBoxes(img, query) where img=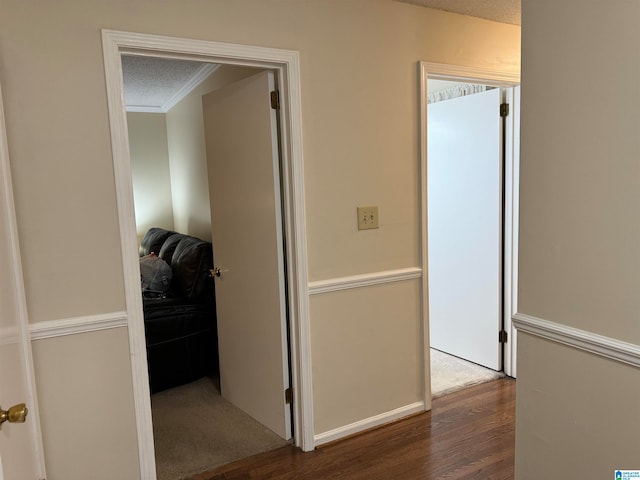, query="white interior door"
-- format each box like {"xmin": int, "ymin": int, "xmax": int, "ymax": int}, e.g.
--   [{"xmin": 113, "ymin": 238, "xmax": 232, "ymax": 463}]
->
[
  {"xmin": 0, "ymin": 83, "xmax": 46, "ymax": 479},
  {"xmin": 427, "ymin": 88, "xmax": 503, "ymax": 370},
  {"xmin": 203, "ymin": 70, "xmax": 291, "ymax": 439}
]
